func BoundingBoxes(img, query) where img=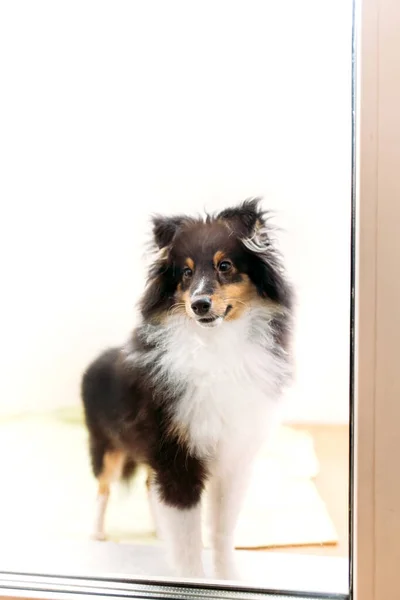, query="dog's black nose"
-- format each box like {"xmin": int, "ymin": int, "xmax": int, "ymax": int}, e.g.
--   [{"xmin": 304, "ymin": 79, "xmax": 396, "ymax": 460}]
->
[{"xmin": 191, "ymin": 297, "xmax": 212, "ymax": 316}]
